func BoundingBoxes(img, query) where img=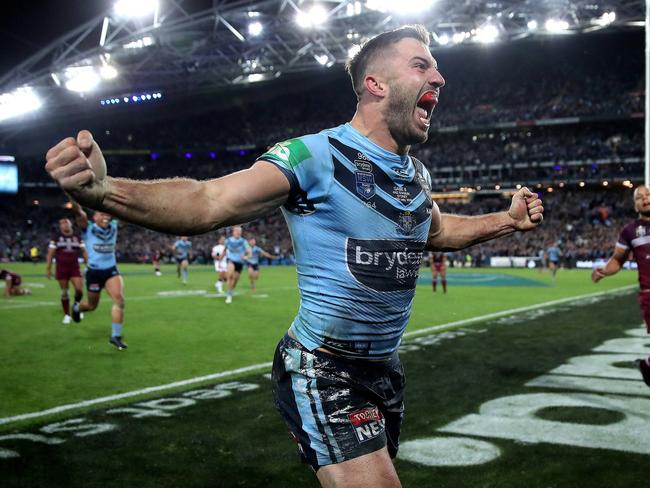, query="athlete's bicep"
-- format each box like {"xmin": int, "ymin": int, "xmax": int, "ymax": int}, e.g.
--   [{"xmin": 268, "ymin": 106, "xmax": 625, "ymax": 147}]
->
[
  {"xmin": 425, "ymin": 202, "xmax": 443, "ymax": 250},
  {"xmin": 201, "ymin": 160, "xmax": 290, "ymax": 229}
]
